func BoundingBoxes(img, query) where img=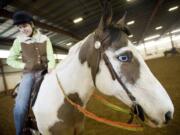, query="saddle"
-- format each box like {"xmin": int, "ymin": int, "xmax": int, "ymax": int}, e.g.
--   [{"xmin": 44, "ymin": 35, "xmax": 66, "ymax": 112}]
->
[{"xmin": 11, "ymin": 69, "xmax": 47, "ymax": 135}]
